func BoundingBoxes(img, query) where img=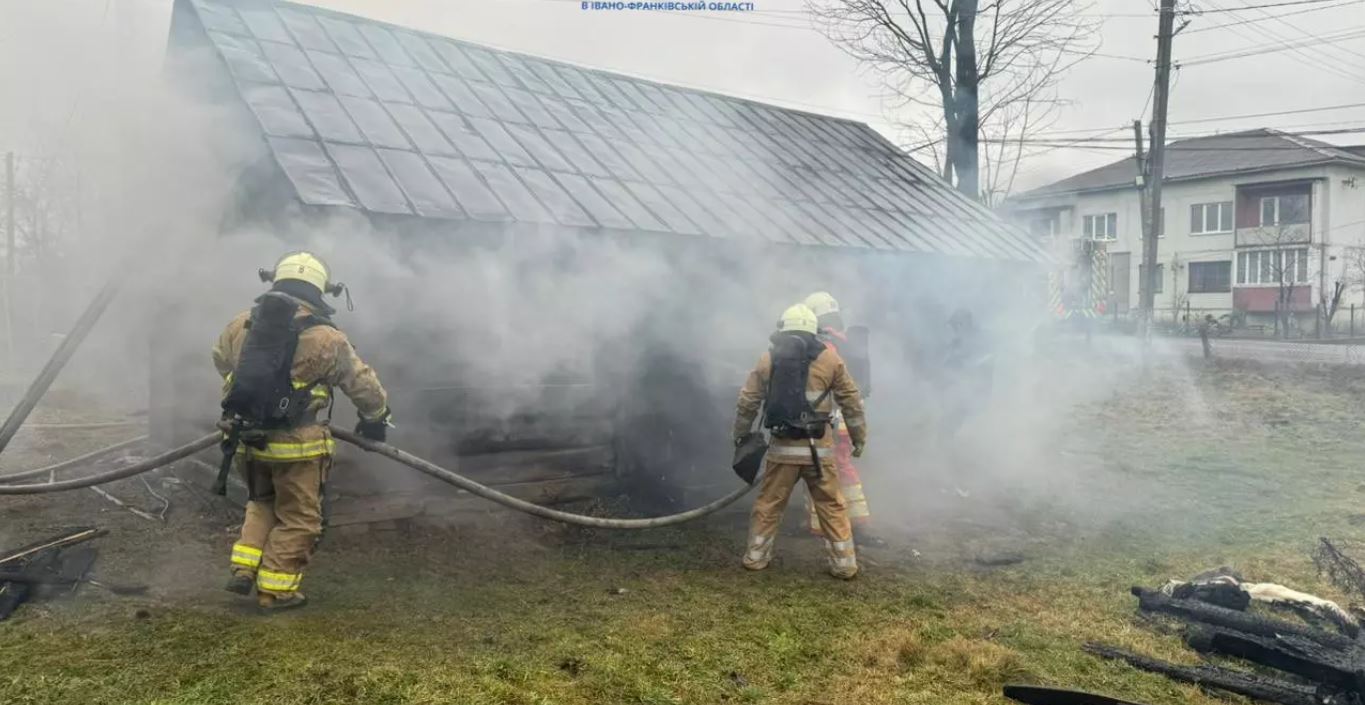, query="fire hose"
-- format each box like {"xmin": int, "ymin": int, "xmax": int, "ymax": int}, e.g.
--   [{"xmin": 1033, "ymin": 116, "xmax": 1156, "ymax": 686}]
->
[
  {"xmin": 0, "ymin": 429, "xmax": 757, "ymax": 529},
  {"xmin": 0, "ymin": 272, "xmax": 755, "ymax": 527}
]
